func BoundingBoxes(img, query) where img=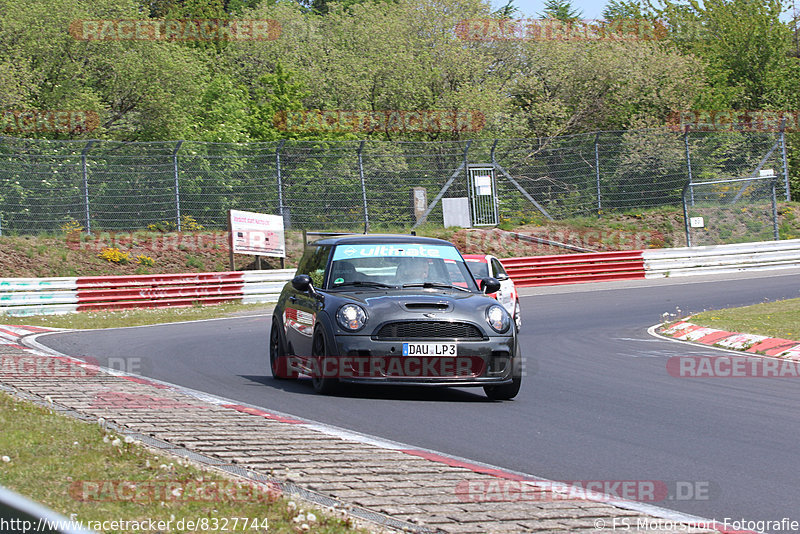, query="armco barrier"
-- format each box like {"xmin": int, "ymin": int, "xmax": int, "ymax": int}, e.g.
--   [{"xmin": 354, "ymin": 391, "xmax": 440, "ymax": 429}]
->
[
  {"xmin": 501, "ymin": 250, "xmax": 646, "ymax": 287},
  {"xmin": 642, "ymin": 239, "xmax": 800, "ymax": 278},
  {"xmin": 0, "ymin": 270, "xmax": 295, "ymax": 316},
  {"xmin": 4, "ymin": 240, "xmax": 799, "ymax": 314},
  {"xmin": 500, "ymin": 239, "xmax": 800, "ymax": 286}
]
